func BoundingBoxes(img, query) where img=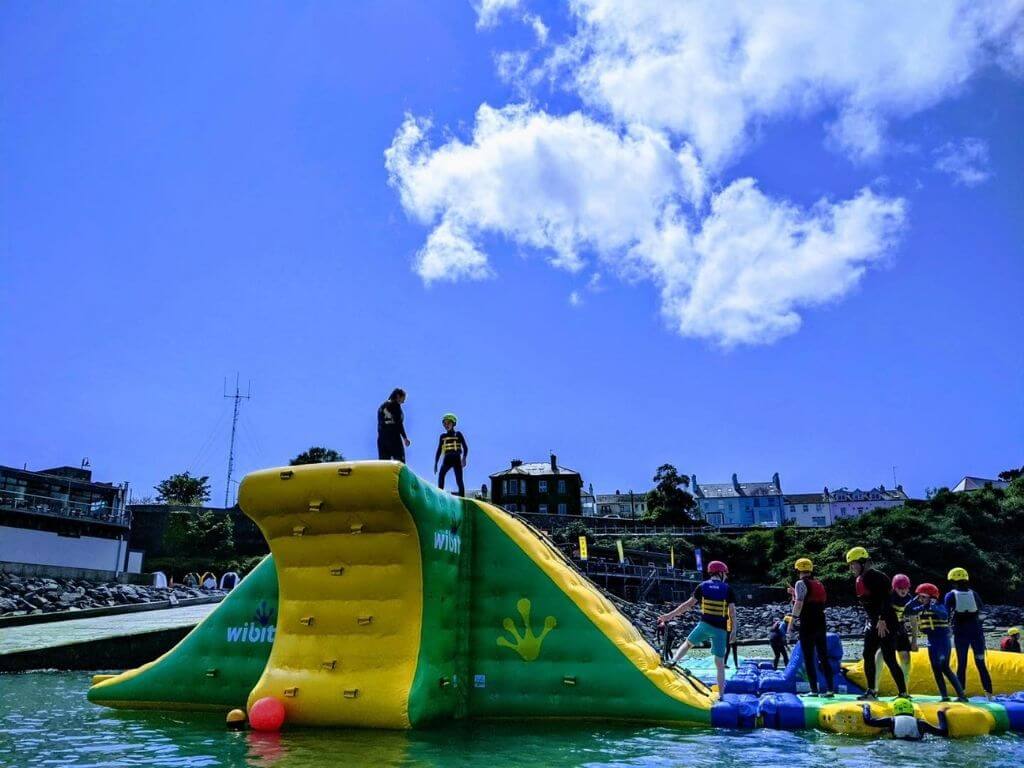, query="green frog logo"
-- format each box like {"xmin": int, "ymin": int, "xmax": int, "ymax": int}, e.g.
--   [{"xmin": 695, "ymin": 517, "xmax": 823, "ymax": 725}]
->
[{"xmin": 497, "ymin": 598, "xmax": 556, "ymax": 661}]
